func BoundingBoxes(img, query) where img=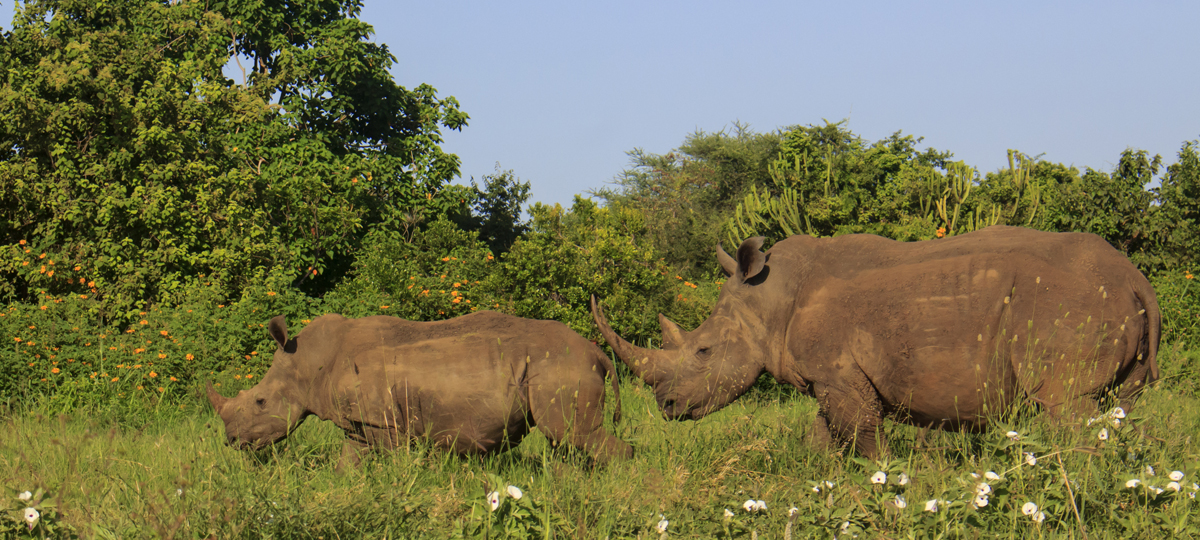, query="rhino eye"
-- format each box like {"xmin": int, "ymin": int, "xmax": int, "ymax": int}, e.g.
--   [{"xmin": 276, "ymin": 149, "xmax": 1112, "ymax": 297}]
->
[
  {"xmin": 255, "ymin": 398, "xmax": 266, "ymax": 408},
  {"xmin": 697, "ymin": 346, "xmax": 711, "ymax": 356}
]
